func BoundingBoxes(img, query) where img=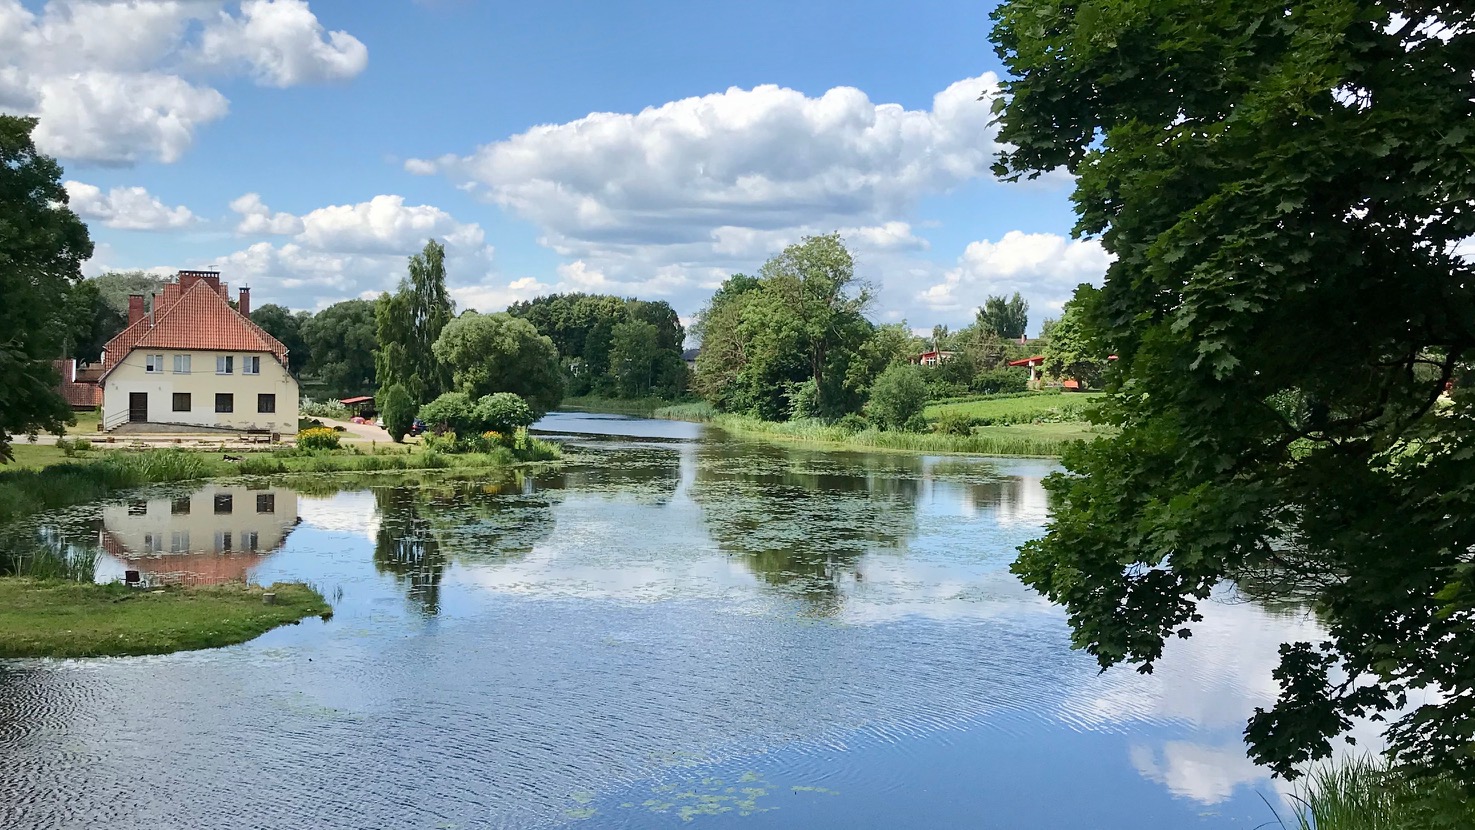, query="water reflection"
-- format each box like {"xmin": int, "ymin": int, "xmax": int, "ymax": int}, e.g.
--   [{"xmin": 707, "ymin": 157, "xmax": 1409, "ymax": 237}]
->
[
  {"xmin": 97, "ymin": 484, "xmax": 299, "ymax": 585},
  {"xmin": 0, "ymin": 413, "xmax": 1339, "ymax": 829}
]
